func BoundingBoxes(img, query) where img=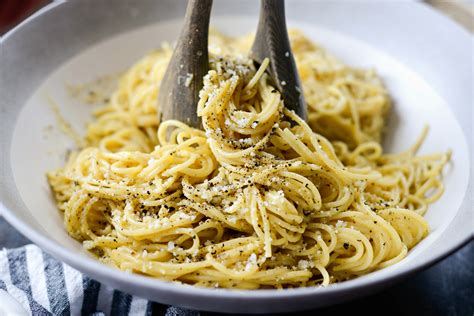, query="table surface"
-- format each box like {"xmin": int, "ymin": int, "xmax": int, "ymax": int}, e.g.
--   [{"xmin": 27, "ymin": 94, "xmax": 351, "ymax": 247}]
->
[{"xmin": 1, "ymin": 1, "xmax": 473, "ymax": 315}]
